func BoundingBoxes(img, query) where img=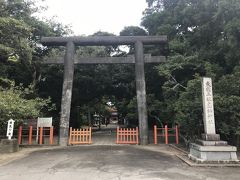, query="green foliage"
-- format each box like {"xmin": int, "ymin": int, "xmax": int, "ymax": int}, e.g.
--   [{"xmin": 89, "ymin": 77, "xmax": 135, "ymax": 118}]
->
[
  {"xmin": 125, "ymin": 97, "xmax": 137, "ymax": 125},
  {"xmin": 142, "ymin": 0, "xmax": 240, "ymax": 145},
  {"xmin": 174, "ymin": 78, "xmax": 203, "ymax": 139},
  {"xmin": 120, "ymin": 26, "xmax": 147, "ymax": 36},
  {"xmin": 0, "ymin": 0, "xmax": 71, "ymax": 86},
  {"xmin": 0, "ymin": 85, "xmax": 55, "ymax": 134},
  {"xmin": 214, "ymin": 68, "xmax": 240, "ymax": 141},
  {"xmin": 0, "ymin": 0, "xmax": 69, "ymax": 135},
  {"xmin": 0, "ymin": 17, "xmax": 32, "ymax": 62},
  {"xmin": 214, "ymin": 95, "xmax": 240, "ymax": 138},
  {"xmin": 0, "ymin": 87, "xmax": 53, "ymax": 120}
]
